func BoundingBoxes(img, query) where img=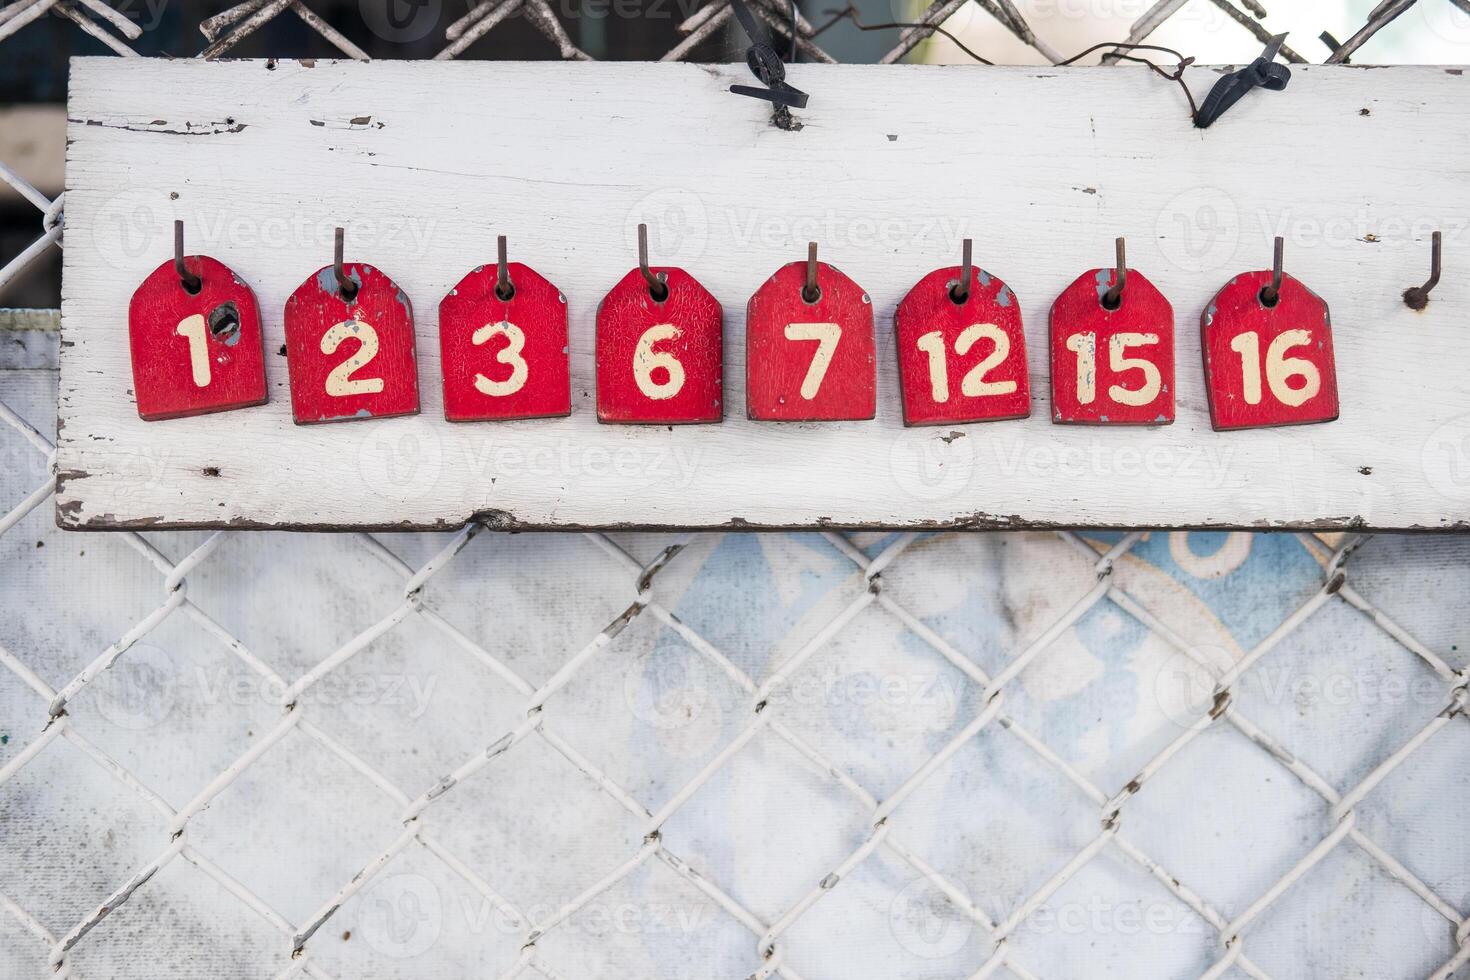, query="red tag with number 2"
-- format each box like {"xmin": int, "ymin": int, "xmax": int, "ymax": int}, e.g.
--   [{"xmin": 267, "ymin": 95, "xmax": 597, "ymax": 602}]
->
[{"xmin": 285, "ymin": 262, "xmax": 420, "ymax": 425}]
